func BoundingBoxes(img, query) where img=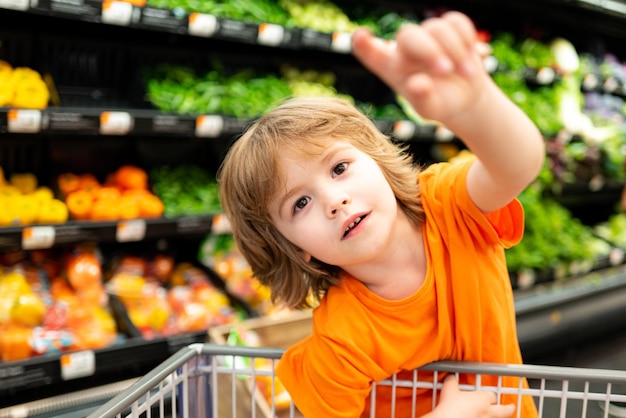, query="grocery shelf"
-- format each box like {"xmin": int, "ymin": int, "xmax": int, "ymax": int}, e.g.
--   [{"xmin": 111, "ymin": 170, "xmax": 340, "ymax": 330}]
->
[{"xmin": 0, "ymin": 215, "xmax": 215, "ymax": 251}]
